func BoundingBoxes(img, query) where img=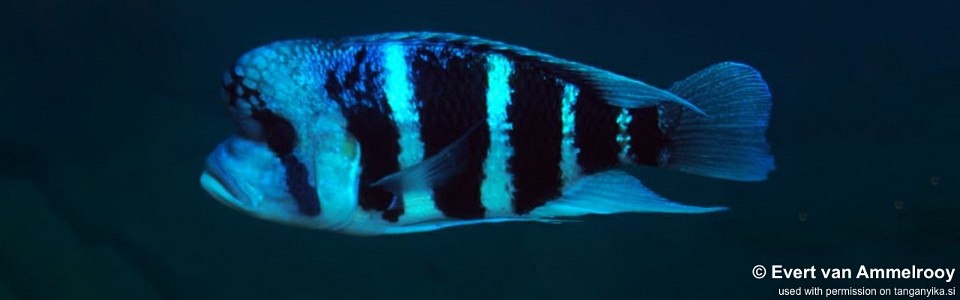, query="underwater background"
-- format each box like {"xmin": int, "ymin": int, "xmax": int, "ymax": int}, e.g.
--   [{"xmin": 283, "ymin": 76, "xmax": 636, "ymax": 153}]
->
[{"xmin": 1, "ymin": 0, "xmax": 958, "ymax": 299}]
